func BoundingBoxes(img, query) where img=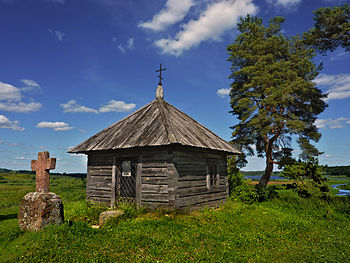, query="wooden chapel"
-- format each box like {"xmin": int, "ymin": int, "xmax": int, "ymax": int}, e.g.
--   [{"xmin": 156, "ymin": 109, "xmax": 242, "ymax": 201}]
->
[{"xmin": 68, "ymin": 65, "xmax": 240, "ymax": 209}]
